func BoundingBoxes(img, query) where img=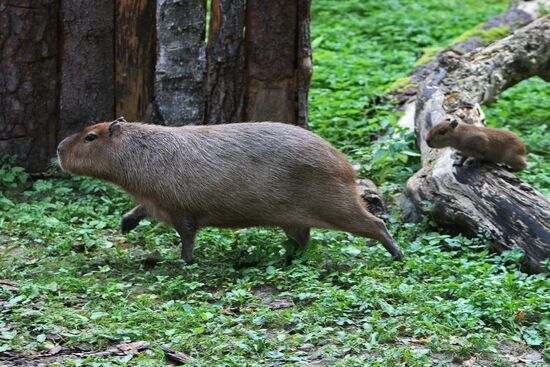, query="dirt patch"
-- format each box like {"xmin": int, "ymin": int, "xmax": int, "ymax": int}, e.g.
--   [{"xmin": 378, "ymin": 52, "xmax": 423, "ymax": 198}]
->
[
  {"xmin": 397, "ymin": 336, "xmax": 547, "ymax": 366},
  {"xmin": 0, "ymin": 341, "xmax": 150, "ymax": 367},
  {"xmin": 253, "ymin": 284, "xmax": 294, "ymax": 309}
]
